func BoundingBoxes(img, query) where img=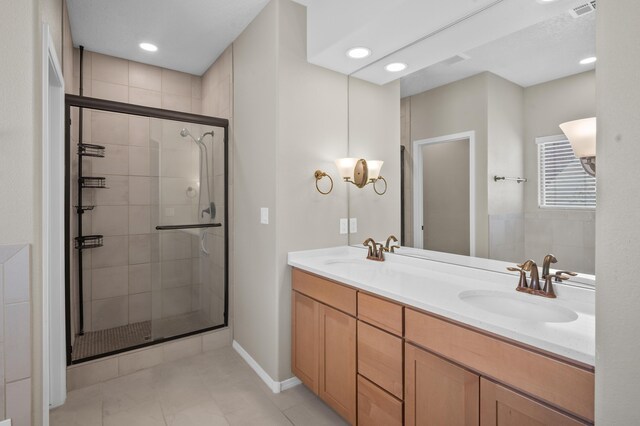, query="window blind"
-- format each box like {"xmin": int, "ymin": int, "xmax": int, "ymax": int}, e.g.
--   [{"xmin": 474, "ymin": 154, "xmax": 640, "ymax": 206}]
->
[{"xmin": 538, "ymin": 136, "xmax": 596, "ymax": 208}]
